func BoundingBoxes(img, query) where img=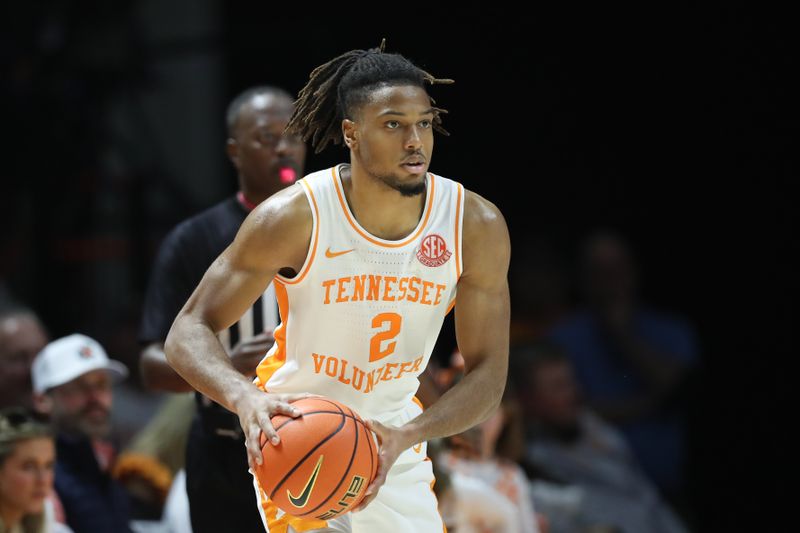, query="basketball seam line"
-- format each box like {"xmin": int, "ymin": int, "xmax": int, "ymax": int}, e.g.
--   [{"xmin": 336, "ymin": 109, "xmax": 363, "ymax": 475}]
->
[
  {"xmin": 273, "ymin": 410, "xmax": 364, "ymax": 433},
  {"xmin": 298, "ymin": 405, "xmax": 362, "ymax": 517}
]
